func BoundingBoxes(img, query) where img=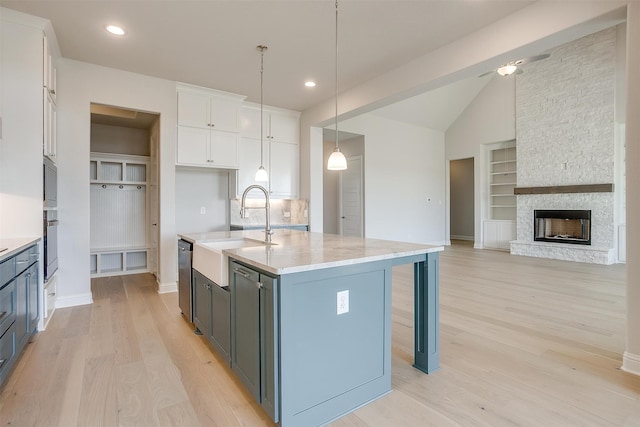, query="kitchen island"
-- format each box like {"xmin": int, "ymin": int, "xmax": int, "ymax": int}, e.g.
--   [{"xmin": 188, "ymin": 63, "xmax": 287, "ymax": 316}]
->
[{"xmin": 179, "ymin": 229, "xmax": 442, "ymax": 426}]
